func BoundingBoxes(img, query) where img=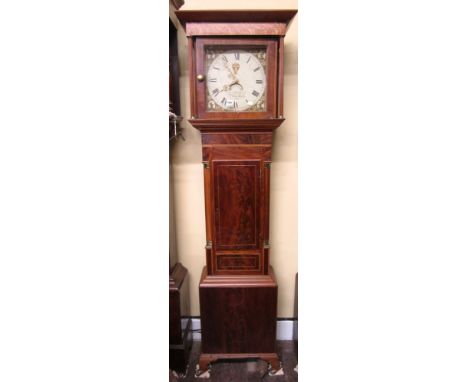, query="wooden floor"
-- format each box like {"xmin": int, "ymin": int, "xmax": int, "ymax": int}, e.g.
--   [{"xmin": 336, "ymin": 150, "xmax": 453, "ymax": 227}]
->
[{"xmin": 171, "ymin": 341, "xmax": 298, "ymax": 382}]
